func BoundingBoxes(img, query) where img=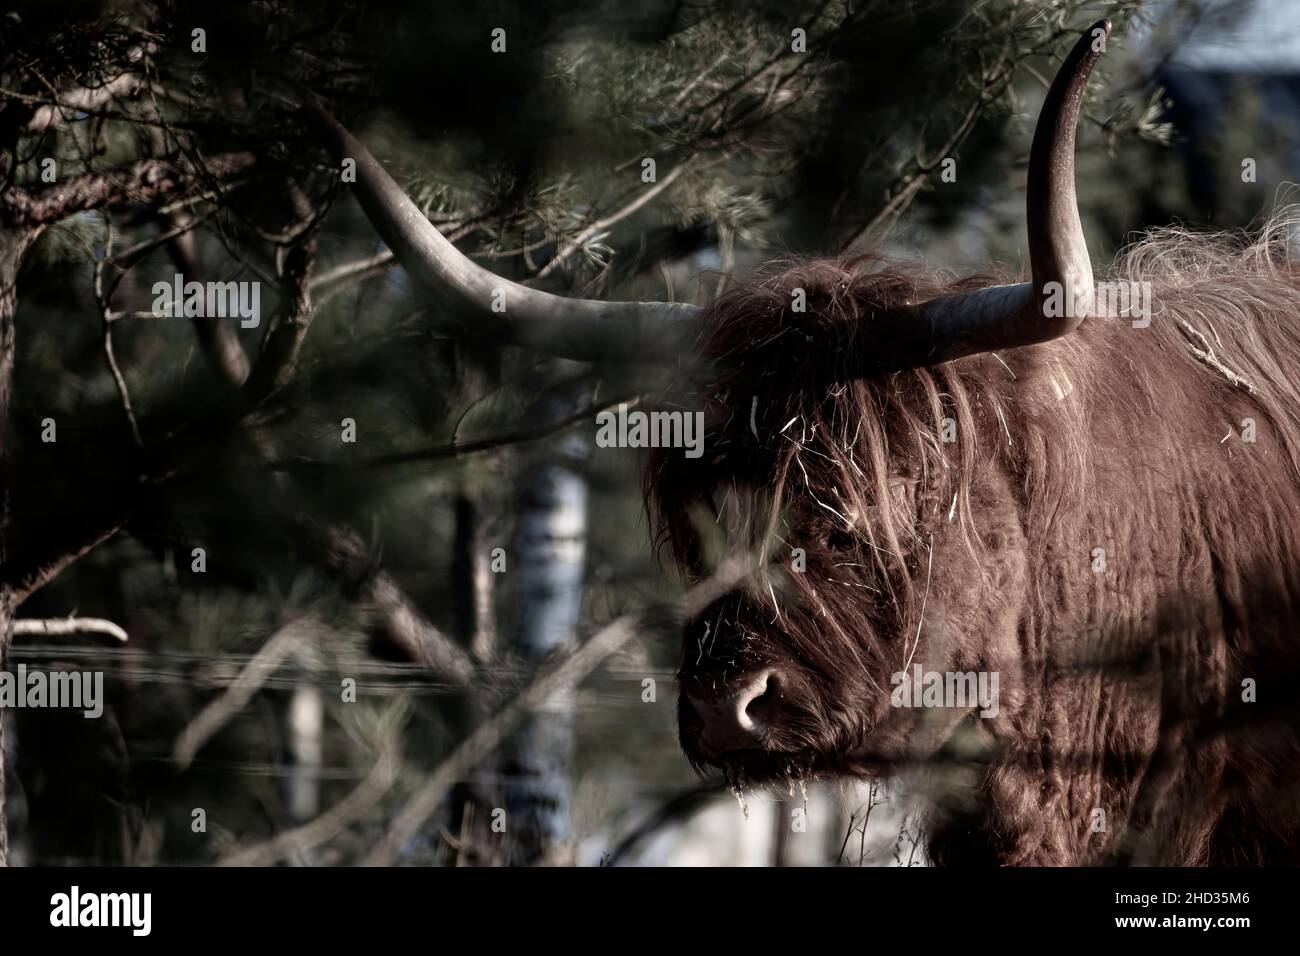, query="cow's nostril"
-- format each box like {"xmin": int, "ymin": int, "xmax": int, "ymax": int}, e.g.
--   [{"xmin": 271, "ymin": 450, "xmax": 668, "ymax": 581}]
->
[
  {"xmin": 744, "ymin": 671, "xmax": 781, "ymax": 726},
  {"xmin": 688, "ymin": 667, "xmax": 787, "ymax": 754}
]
